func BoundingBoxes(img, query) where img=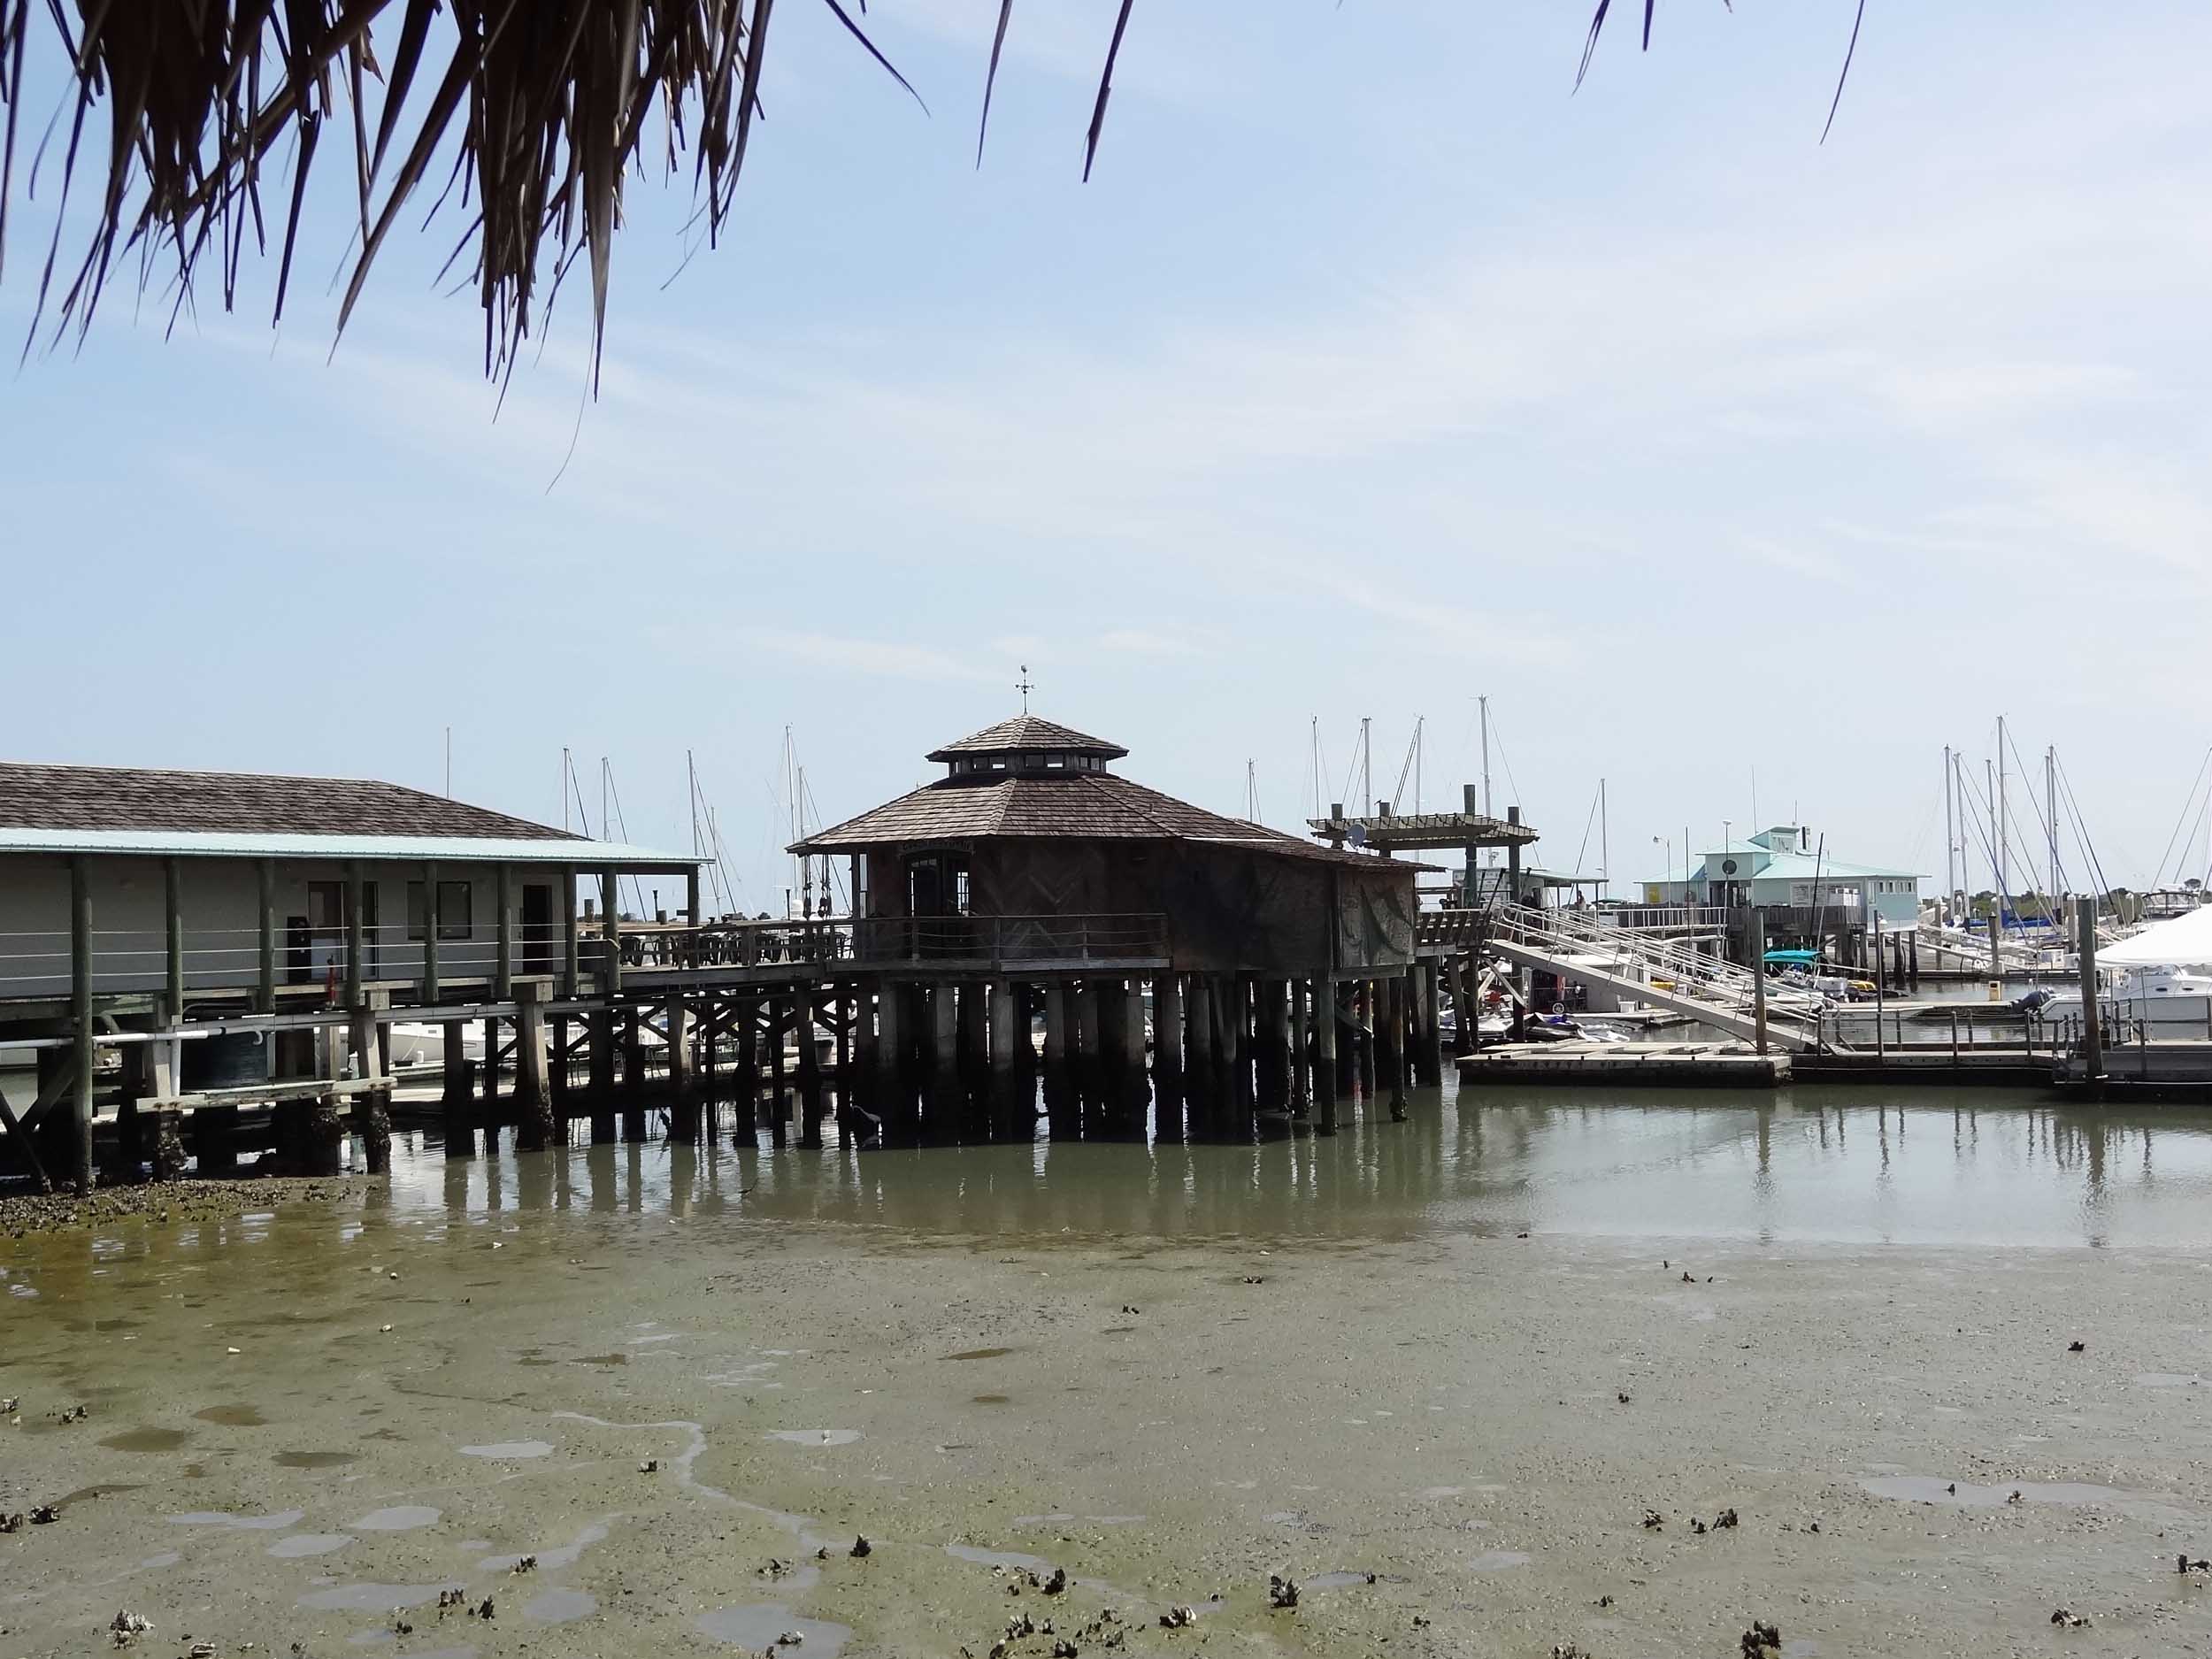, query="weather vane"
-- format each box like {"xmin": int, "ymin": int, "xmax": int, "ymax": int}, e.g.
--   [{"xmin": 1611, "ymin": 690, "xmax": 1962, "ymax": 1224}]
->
[{"xmin": 1016, "ymin": 664, "xmax": 1033, "ymax": 711}]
